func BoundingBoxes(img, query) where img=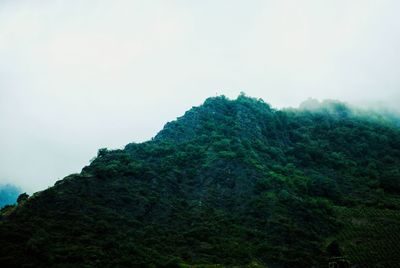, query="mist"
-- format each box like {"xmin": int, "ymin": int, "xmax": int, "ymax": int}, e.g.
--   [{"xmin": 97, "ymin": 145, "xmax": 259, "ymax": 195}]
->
[{"xmin": 1, "ymin": 0, "xmax": 400, "ymax": 193}]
